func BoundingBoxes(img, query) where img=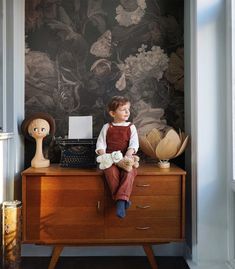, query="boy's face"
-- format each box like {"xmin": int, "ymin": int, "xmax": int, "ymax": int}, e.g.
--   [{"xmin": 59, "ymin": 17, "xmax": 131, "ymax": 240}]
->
[{"xmin": 109, "ymin": 102, "xmax": 130, "ymax": 123}]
